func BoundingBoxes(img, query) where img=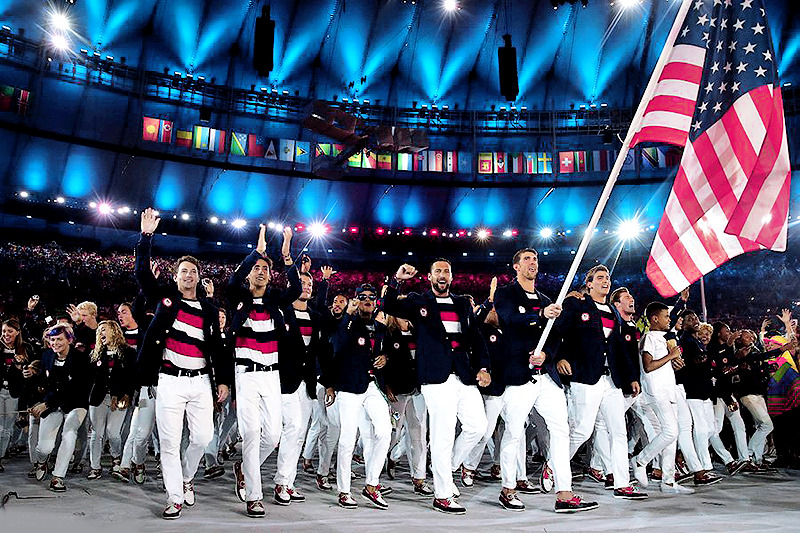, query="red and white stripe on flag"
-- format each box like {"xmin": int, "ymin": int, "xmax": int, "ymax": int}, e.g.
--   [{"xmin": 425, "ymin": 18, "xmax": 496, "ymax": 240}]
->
[{"xmin": 645, "ymin": 84, "xmax": 790, "ymax": 297}]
